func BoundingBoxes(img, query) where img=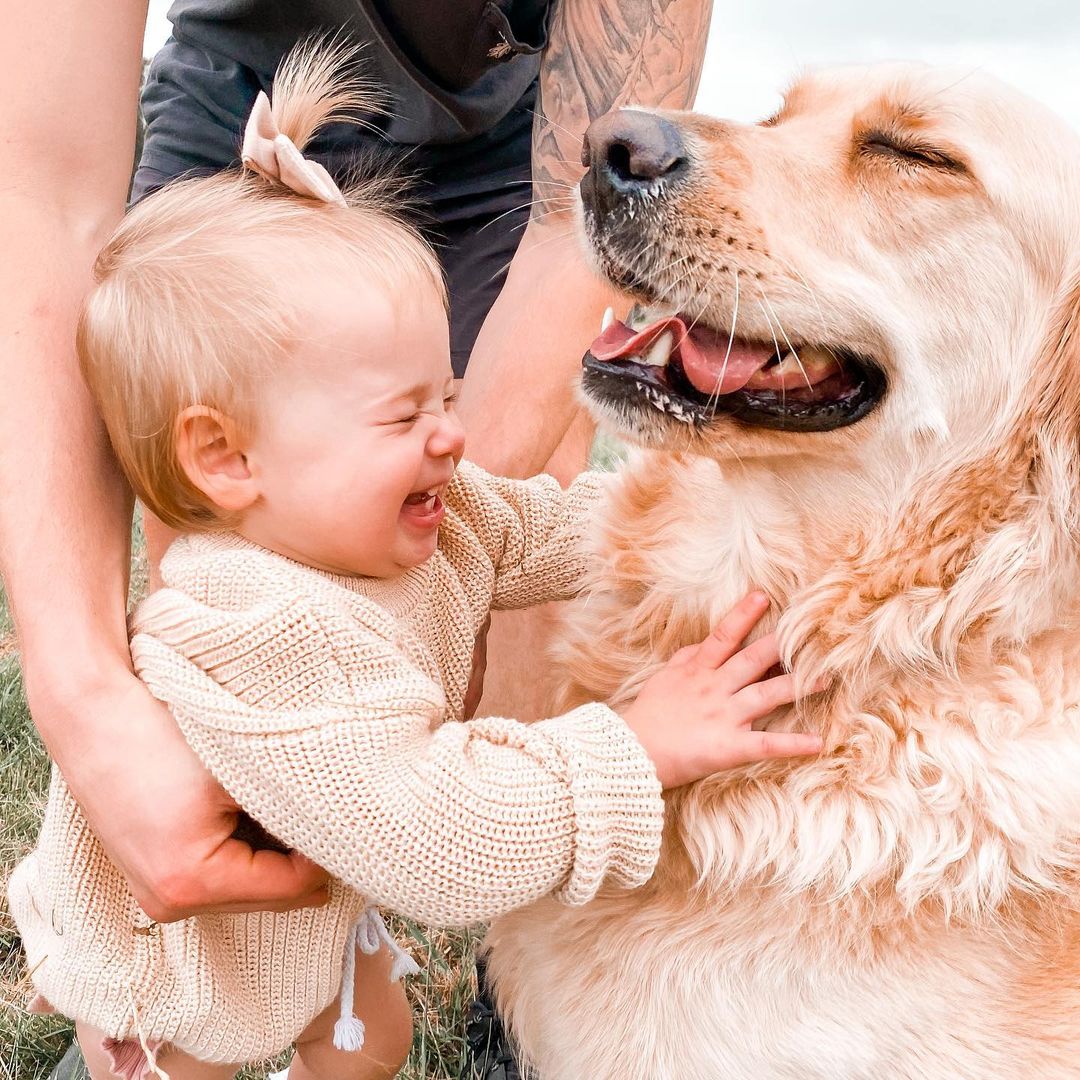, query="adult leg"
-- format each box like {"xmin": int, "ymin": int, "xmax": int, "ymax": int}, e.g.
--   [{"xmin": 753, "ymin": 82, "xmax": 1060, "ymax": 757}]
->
[
  {"xmin": 476, "ymin": 407, "xmax": 596, "ymax": 724},
  {"xmin": 434, "ymin": 157, "xmax": 598, "ymax": 722},
  {"xmin": 429, "ymin": 126, "xmax": 597, "ymax": 1080}
]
